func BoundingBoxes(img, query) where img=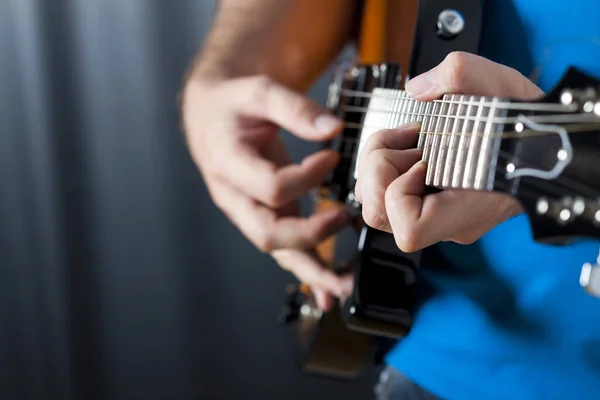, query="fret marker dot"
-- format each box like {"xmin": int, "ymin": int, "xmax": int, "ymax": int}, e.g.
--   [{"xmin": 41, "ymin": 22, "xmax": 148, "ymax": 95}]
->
[
  {"xmin": 557, "ymin": 149, "xmax": 568, "ymax": 161},
  {"xmin": 506, "ymin": 163, "xmax": 515, "ymax": 173},
  {"xmin": 584, "ymin": 101, "xmax": 595, "ymax": 113},
  {"xmin": 515, "ymin": 122, "xmax": 524, "ymax": 133},
  {"xmin": 594, "ymin": 102, "xmax": 600, "ymax": 116},
  {"xmin": 561, "ymin": 91, "xmax": 573, "ymax": 105},
  {"xmin": 595, "ymin": 210, "xmax": 600, "ymax": 224}
]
